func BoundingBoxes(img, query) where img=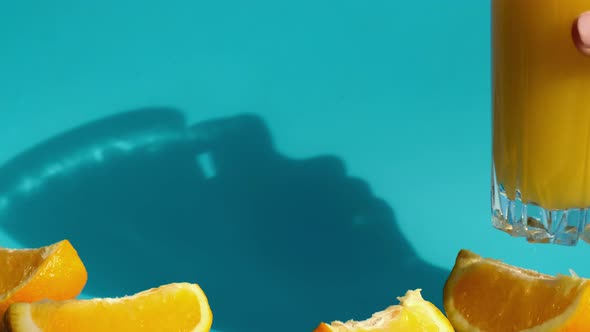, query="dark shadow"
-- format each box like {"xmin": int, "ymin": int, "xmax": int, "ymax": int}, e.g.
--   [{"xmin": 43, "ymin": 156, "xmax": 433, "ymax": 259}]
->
[{"xmin": 0, "ymin": 108, "xmax": 449, "ymax": 332}]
